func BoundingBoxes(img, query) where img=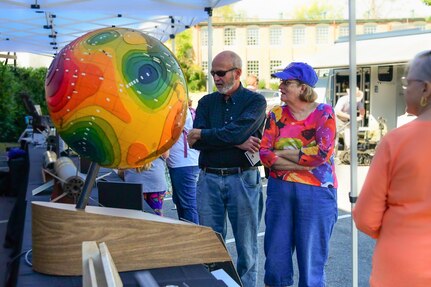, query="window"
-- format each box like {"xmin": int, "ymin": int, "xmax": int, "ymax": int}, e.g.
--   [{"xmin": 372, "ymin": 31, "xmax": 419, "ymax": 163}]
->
[
  {"xmin": 201, "ymin": 27, "xmax": 208, "ymax": 46},
  {"xmin": 247, "ymin": 61, "xmax": 259, "ymax": 78},
  {"xmin": 269, "ymin": 26, "xmax": 282, "ymax": 46},
  {"xmin": 316, "ymin": 25, "xmax": 329, "ymax": 44},
  {"xmin": 270, "ymin": 60, "xmax": 282, "ymax": 75},
  {"xmin": 224, "ymin": 27, "xmax": 236, "ymax": 46},
  {"xmin": 247, "ymin": 27, "xmax": 259, "ymax": 46},
  {"xmin": 364, "ymin": 25, "xmax": 377, "ymax": 34},
  {"xmin": 293, "ymin": 26, "xmax": 305, "ymax": 45},
  {"xmin": 202, "ymin": 61, "xmax": 208, "ymax": 74},
  {"xmin": 378, "ymin": 66, "xmax": 393, "ymax": 82},
  {"xmin": 414, "ymin": 22, "xmax": 426, "ymax": 30},
  {"xmin": 339, "ymin": 25, "xmax": 349, "ymax": 38}
]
